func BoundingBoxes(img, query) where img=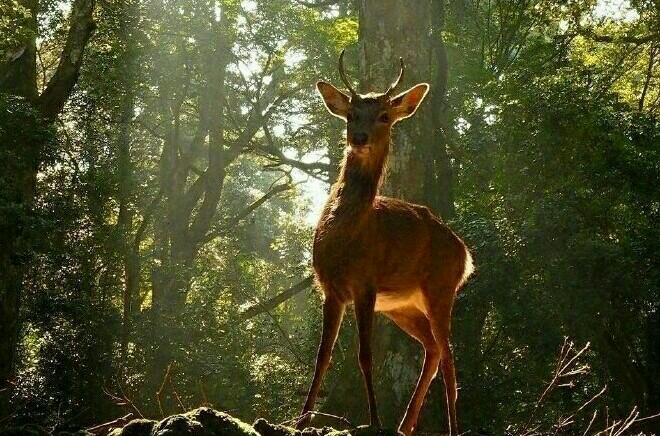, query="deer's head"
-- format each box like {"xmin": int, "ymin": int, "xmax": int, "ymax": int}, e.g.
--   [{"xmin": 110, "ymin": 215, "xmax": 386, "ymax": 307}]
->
[{"xmin": 317, "ymin": 50, "xmax": 429, "ymax": 163}]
